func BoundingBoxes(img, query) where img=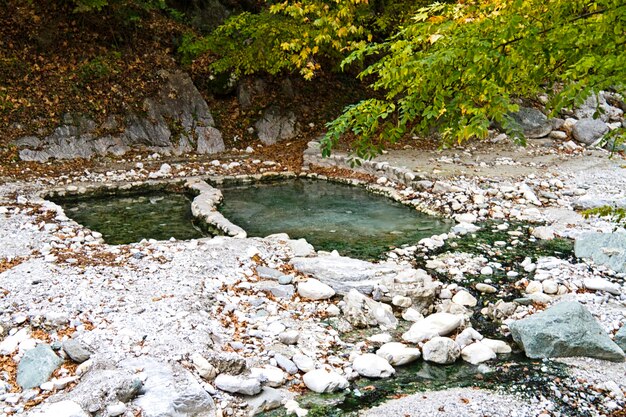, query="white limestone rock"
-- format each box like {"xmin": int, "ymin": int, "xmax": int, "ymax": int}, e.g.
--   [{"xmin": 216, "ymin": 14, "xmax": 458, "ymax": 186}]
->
[
  {"xmin": 481, "ymin": 338, "xmax": 512, "ymax": 354},
  {"xmin": 28, "ymin": 400, "xmax": 89, "ymax": 417},
  {"xmin": 302, "ymin": 369, "xmax": 349, "ymax": 393},
  {"xmin": 297, "ymin": 278, "xmax": 335, "ymax": 300},
  {"xmin": 452, "ymin": 290, "xmax": 477, "ymax": 307},
  {"xmin": 215, "ymin": 374, "xmax": 262, "ymax": 396},
  {"xmin": 422, "ymin": 337, "xmax": 461, "ymax": 364},
  {"xmin": 402, "ymin": 313, "xmax": 464, "ymax": 343},
  {"xmin": 352, "ymin": 353, "xmax": 395, "ymax": 378},
  {"xmin": 461, "ymin": 341, "xmax": 496, "ymax": 365},
  {"xmin": 376, "ymin": 342, "xmax": 421, "ymax": 366}
]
